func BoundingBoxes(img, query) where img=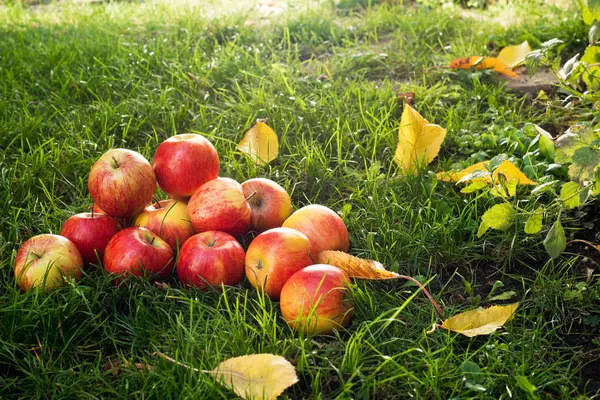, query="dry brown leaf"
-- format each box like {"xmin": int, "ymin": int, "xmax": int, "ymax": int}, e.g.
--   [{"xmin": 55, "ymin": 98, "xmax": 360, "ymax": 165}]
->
[
  {"xmin": 315, "ymin": 251, "xmax": 400, "ymax": 279},
  {"xmin": 212, "ymin": 354, "xmax": 298, "ymax": 400},
  {"xmin": 440, "ymin": 303, "xmax": 519, "ymax": 337},
  {"xmin": 393, "ymin": 104, "xmax": 446, "ymax": 175},
  {"xmin": 238, "ymin": 121, "xmax": 279, "ymax": 166},
  {"xmin": 449, "ymin": 56, "xmax": 519, "ymax": 78}
]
